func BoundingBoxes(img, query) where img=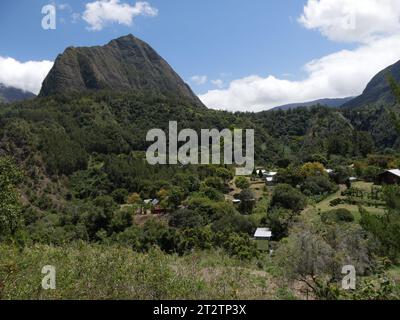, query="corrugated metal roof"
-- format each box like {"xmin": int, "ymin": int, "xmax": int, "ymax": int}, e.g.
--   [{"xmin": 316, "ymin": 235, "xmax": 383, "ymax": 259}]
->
[
  {"xmin": 388, "ymin": 169, "xmax": 400, "ymax": 177},
  {"xmin": 254, "ymin": 228, "xmax": 272, "ymax": 238}
]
